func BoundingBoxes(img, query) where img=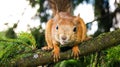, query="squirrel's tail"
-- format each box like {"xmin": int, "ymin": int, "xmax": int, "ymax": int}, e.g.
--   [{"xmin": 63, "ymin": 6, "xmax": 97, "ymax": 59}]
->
[{"xmin": 48, "ymin": 0, "xmax": 72, "ymax": 16}]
